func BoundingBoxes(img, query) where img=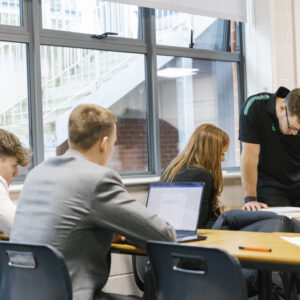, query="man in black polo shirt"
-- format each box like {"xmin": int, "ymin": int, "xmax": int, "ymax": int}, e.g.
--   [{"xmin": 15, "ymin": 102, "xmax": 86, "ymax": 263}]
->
[{"xmin": 239, "ymin": 87, "xmax": 300, "ymax": 211}]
